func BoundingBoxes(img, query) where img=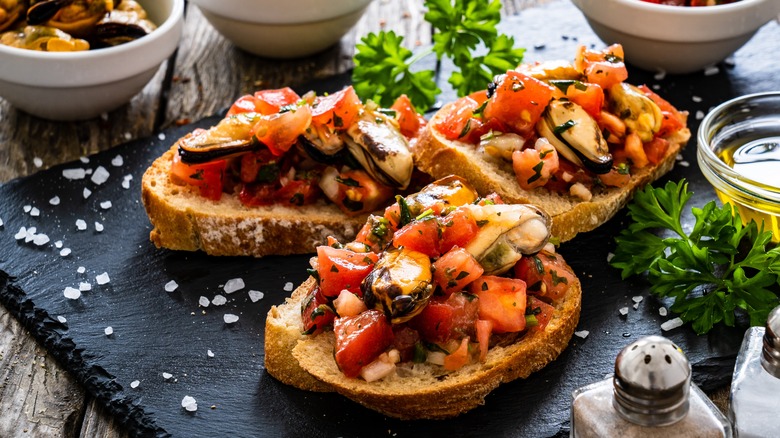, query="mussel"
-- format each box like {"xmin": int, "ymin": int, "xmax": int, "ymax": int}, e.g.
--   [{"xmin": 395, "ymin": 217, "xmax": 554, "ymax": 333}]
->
[
  {"xmin": 607, "ymin": 82, "xmax": 662, "ymax": 143},
  {"xmin": 537, "ymin": 99, "xmax": 613, "ymax": 174},
  {"xmin": 176, "ymin": 113, "xmax": 261, "ymax": 164},
  {"xmin": 362, "ymin": 247, "xmax": 433, "ymax": 324},
  {"xmin": 404, "ymin": 175, "xmax": 478, "ymax": 217},
  {"xmin": 0, "ymin": 0, "xmax": 27, "ymax": 32},
  {"xmin": 90, "ymin": 0, "xmax": 154, "ymax": 48},
  {"xmin": 26, "ymin": 0, "xmax": 114, "ymax": 38},
  {"xmin": 344, "ymin": 112, "xmax": 414, "ymax": 189},
  {"xmin": 463, "ymin": 203, "xmax": 551, "ymax": 275},
  {"xmin": 0, "ymin": 24, "xmax": 89, "ymax": 50},
  {"xmin": 517, "ymin": 59, "xmax": 581, "ymax": 81}
]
